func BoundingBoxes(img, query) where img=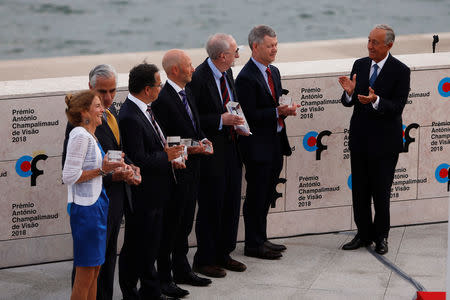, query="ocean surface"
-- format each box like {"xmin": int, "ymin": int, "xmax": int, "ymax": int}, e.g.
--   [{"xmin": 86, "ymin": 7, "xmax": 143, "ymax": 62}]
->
[{"xmin": 0, "ymin": 0, "xmax": 449, "ymax": 60}]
